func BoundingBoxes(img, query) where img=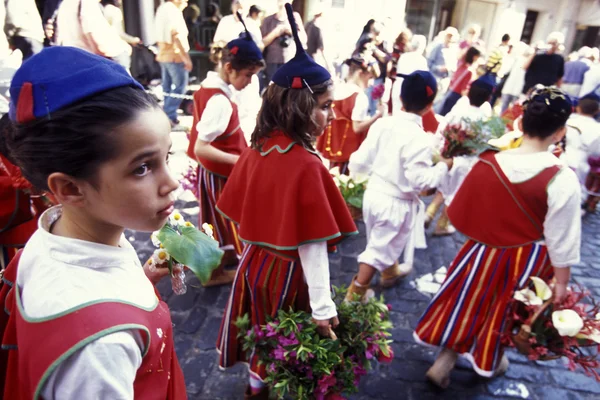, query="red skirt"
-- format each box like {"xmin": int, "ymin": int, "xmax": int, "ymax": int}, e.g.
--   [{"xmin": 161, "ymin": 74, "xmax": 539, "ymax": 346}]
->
[
  {"xmin": 198, "ymin": 166, "xmax": 243, "ymax": 256},
  {"xmin": 217, "ymin": 244, "xmax": 310, "ymax": 381},
  {"xmin": 414, "ymin": 239, "xmax": 552, "ymax": 376}
]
